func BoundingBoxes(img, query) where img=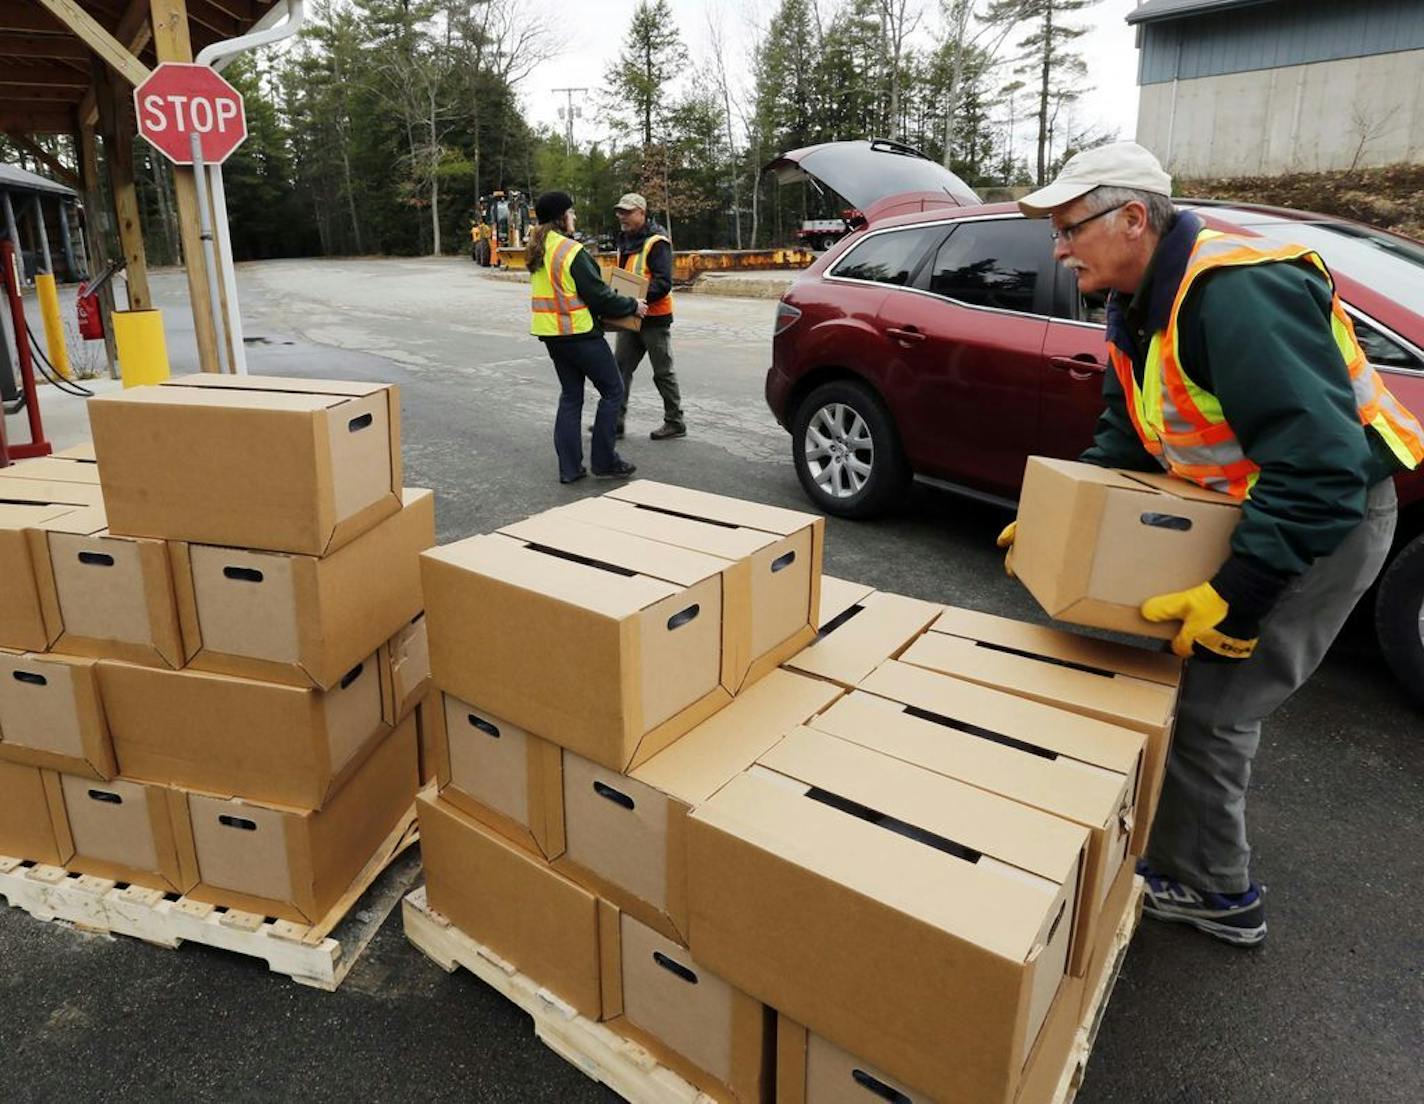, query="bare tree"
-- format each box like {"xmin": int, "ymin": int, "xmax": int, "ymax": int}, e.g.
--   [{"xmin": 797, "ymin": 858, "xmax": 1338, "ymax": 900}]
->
[
  {"xmin": 939, "ymin": 0, "xmax": 1033, "ymax": 169},
  {"xmin": 878, "ymin": 0, "xmax": 925, "ymax": 141},
  {"xmin": 707, "ymin": 10, "xmax": 744, "ymax": 248},
  {"xmin": 1347, "ymin": 99, "xmax": 1402, "ymax": 173}
]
